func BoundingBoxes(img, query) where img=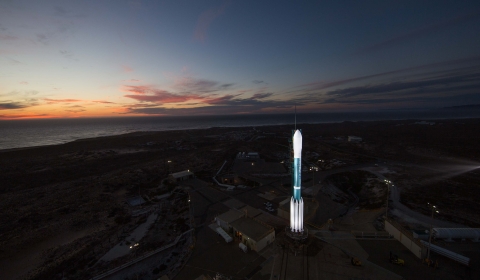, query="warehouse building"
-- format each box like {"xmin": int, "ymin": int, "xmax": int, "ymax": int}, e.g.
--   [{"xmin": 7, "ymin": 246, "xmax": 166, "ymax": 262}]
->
[
  {"xmin": 348, "ymin": 136, "xmax": 362, "ymax": 142},
  {"xmin": 231, "ymin": 216, "xmax": 275, "ymax": 252},
  {"xmin": 169, "ymin": 170, "xmax": 194, "ymax": 183},
  {"xmin": 215, "ymin": 209, "xmax": 245, "ymax": 233}
]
